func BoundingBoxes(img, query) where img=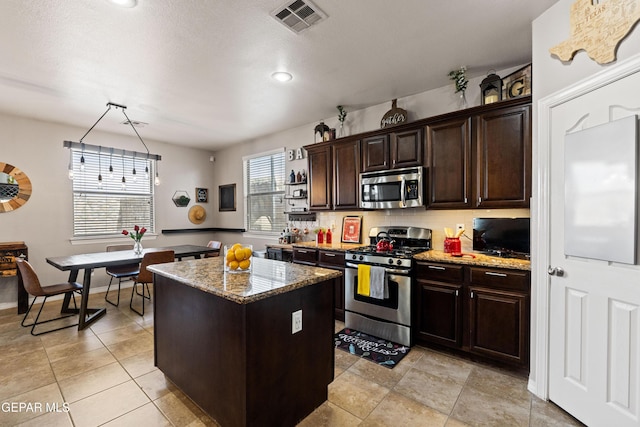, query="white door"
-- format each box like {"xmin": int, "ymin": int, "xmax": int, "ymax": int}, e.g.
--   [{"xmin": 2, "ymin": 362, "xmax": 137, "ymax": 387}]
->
[{"xmin": 547, "ymin": 67, "xmax": 640, "ymax": 426}]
